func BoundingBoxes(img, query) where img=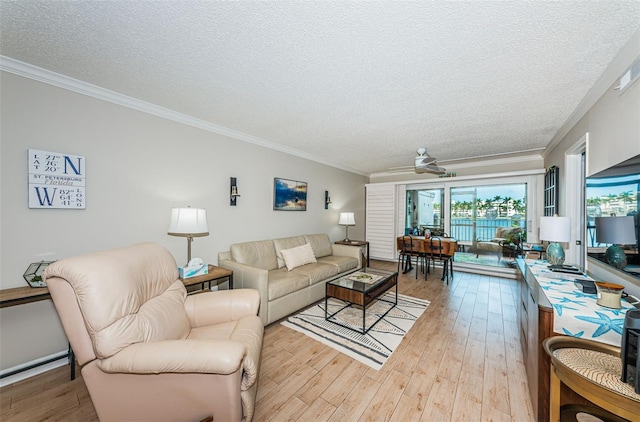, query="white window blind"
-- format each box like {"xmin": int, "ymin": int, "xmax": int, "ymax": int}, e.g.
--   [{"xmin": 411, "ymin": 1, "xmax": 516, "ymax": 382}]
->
[{"xmin": 366, "ymin": 184, "xmax": 397, "ymax": 260}]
